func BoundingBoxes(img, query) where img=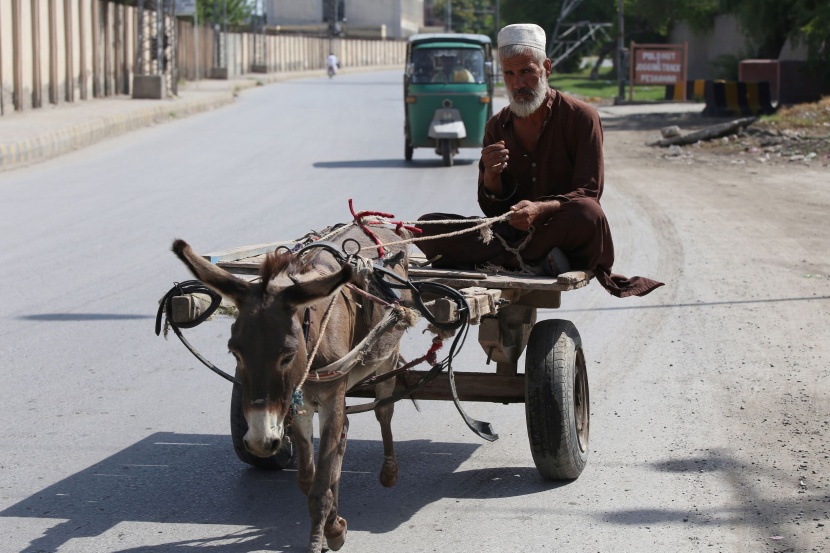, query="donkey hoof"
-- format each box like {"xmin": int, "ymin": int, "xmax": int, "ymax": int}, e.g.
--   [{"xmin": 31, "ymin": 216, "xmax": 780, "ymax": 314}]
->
[
  {"xmin": 379, "ymin": 458, "xmax": 398, "ymax": 488},
  {"xmin": 325, "ymin": 516, "xmax": 347, "ymax": 551}
]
